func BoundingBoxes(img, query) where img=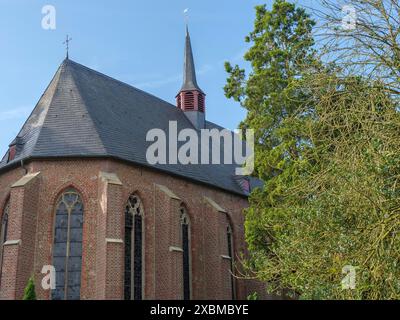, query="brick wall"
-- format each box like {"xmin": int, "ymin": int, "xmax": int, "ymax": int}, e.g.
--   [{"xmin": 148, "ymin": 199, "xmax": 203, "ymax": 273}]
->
[
  {"xmin": 0, "ymin": 172, "xmax": 40, "ymax": 299},
  {"xmin": 0, "ymin": 158, "xmax": 268, "ymax": 300}
]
